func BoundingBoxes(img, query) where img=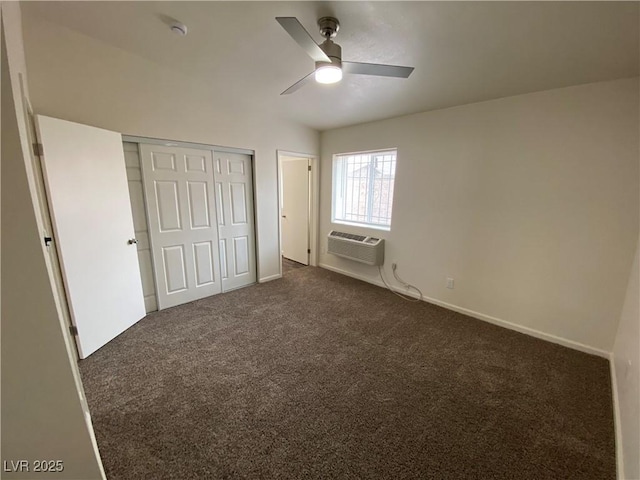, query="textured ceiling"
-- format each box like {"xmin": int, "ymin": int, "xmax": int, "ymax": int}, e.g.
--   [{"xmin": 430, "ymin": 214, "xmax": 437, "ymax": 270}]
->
[{"xmin": 22, "ymin": 1, "xmax": 640, "ymax": 131}]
